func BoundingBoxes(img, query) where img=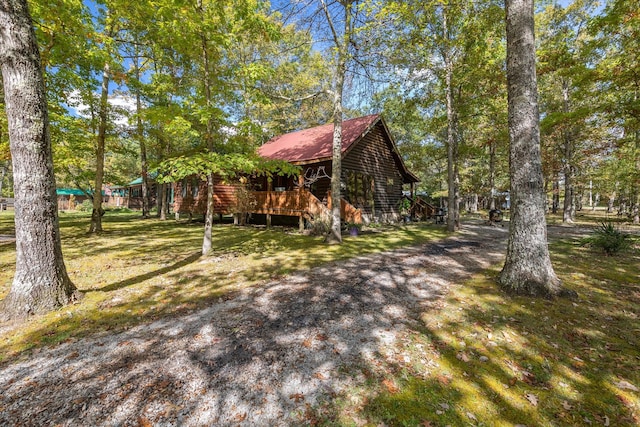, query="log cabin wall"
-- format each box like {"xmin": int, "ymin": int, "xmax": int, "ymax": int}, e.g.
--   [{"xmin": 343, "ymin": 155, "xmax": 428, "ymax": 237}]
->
[
  {"xmin": 302, "ymin": 160, "xmax": 332, "ymax": 203},
  {"xmin": 126, "ymin": 182, "xmax": 159, "ymax": 210},
  {"xmin": 173, "ymin": 175, "xmax": 238, "ymax": 215},
  {"xmin": 341, "ymin": 122, "xmax": 403, "ymax": 221}
]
